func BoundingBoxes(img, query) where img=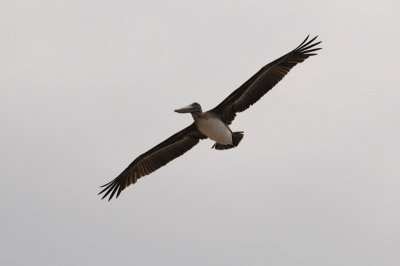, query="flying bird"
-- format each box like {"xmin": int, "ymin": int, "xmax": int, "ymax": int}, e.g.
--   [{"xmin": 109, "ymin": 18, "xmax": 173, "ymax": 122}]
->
[{"xmin": 99, "ymin": 35, "xmax": 322, "ymax": 200}]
